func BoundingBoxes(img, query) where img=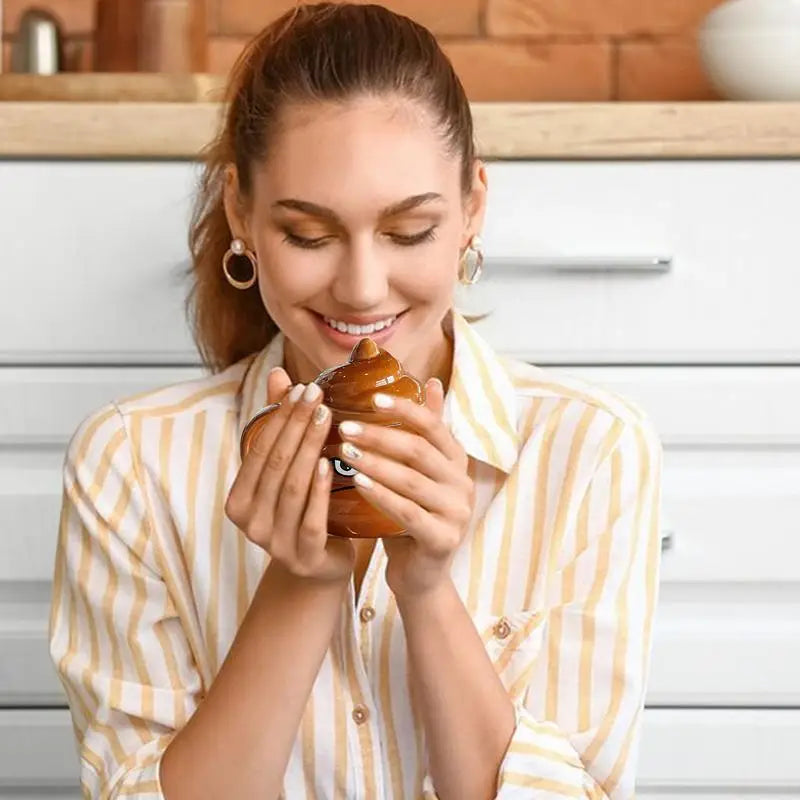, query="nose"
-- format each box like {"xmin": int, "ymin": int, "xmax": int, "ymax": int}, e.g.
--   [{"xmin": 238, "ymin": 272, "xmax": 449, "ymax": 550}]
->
[{"xmin": 330, "ymin": 241, "xmax": 389, "ymax": 310}]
